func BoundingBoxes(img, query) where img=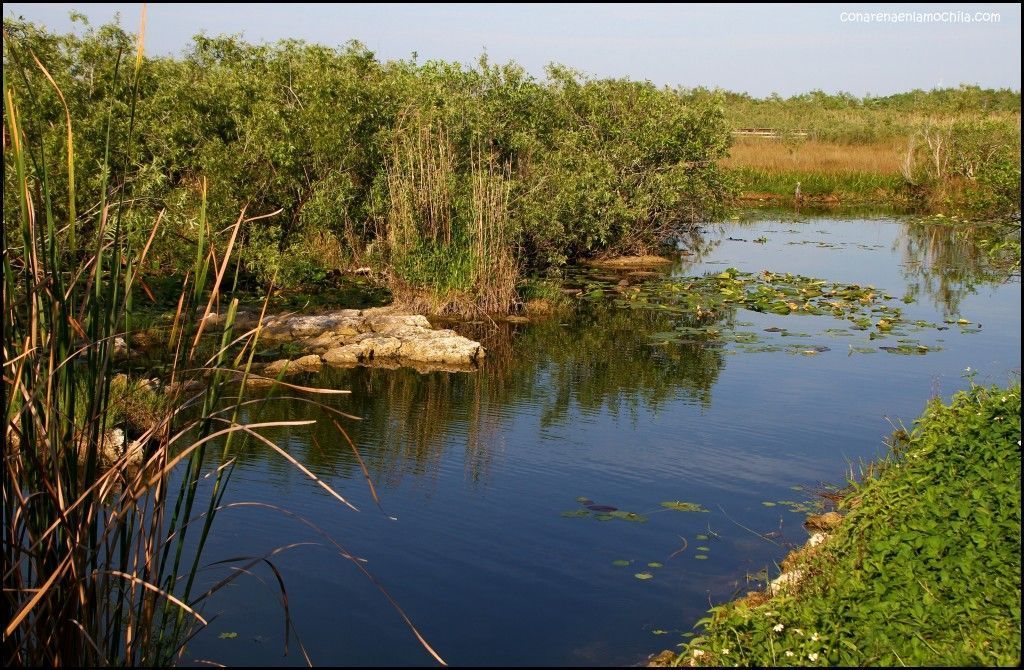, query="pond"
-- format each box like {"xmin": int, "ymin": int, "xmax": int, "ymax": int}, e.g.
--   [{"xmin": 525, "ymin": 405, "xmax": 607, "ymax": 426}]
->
[{"xmin": 185, "ymin": 214, "xmax": 1020, "ymax": 666}]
